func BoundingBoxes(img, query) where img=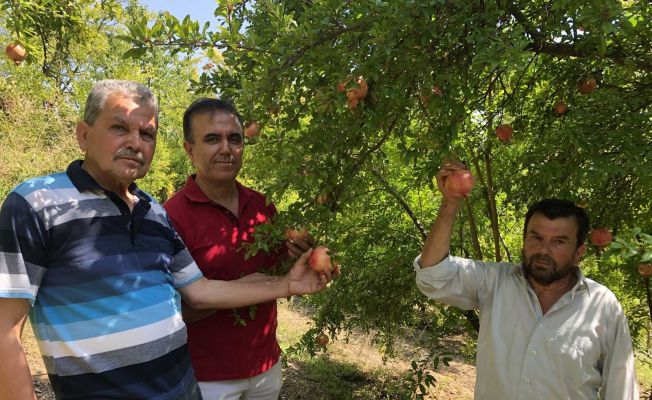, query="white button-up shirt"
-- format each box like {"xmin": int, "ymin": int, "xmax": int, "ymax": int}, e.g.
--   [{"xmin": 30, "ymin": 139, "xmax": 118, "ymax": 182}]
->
[{"xmin": 415, "ymin": 255, "xmax": 638, "ymax": 400}]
